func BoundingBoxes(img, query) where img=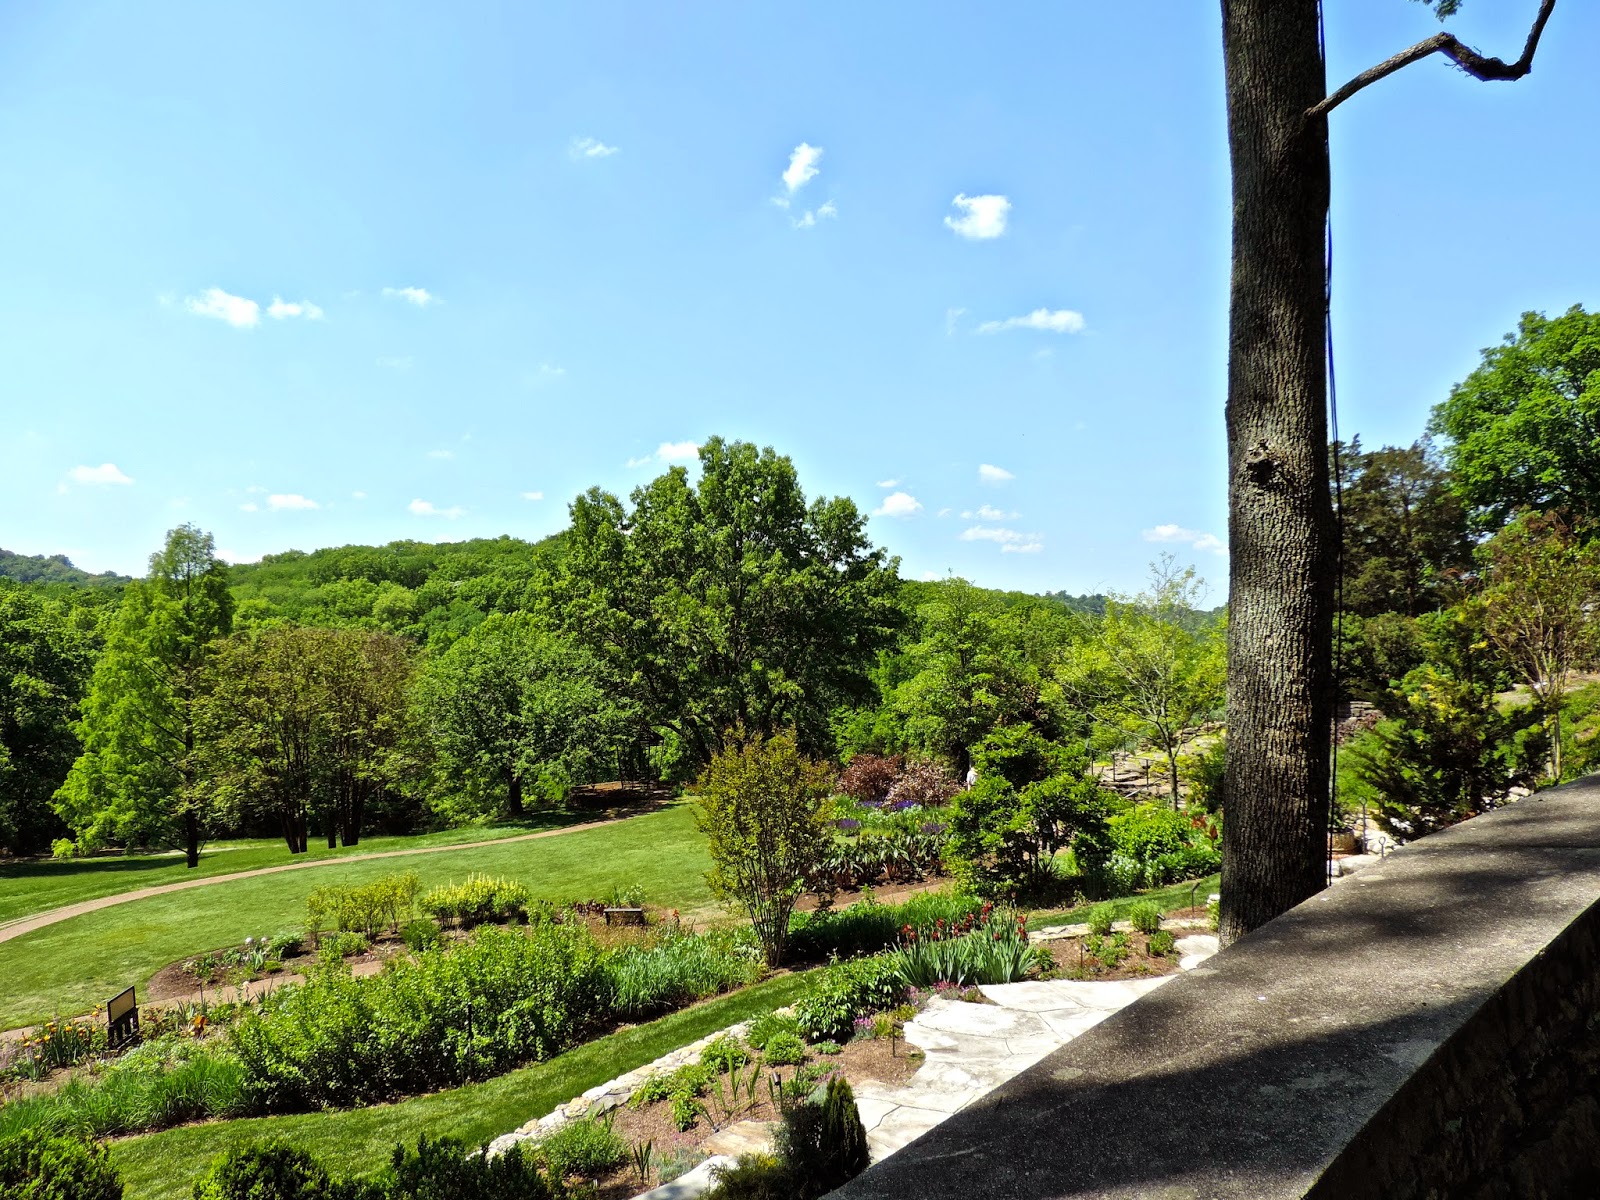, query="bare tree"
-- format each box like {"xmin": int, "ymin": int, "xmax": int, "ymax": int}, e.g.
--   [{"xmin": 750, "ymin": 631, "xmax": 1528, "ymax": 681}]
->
[{"xmin": 1219, "ymin": 0, "xmax": 1558, "ymax": 945}]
